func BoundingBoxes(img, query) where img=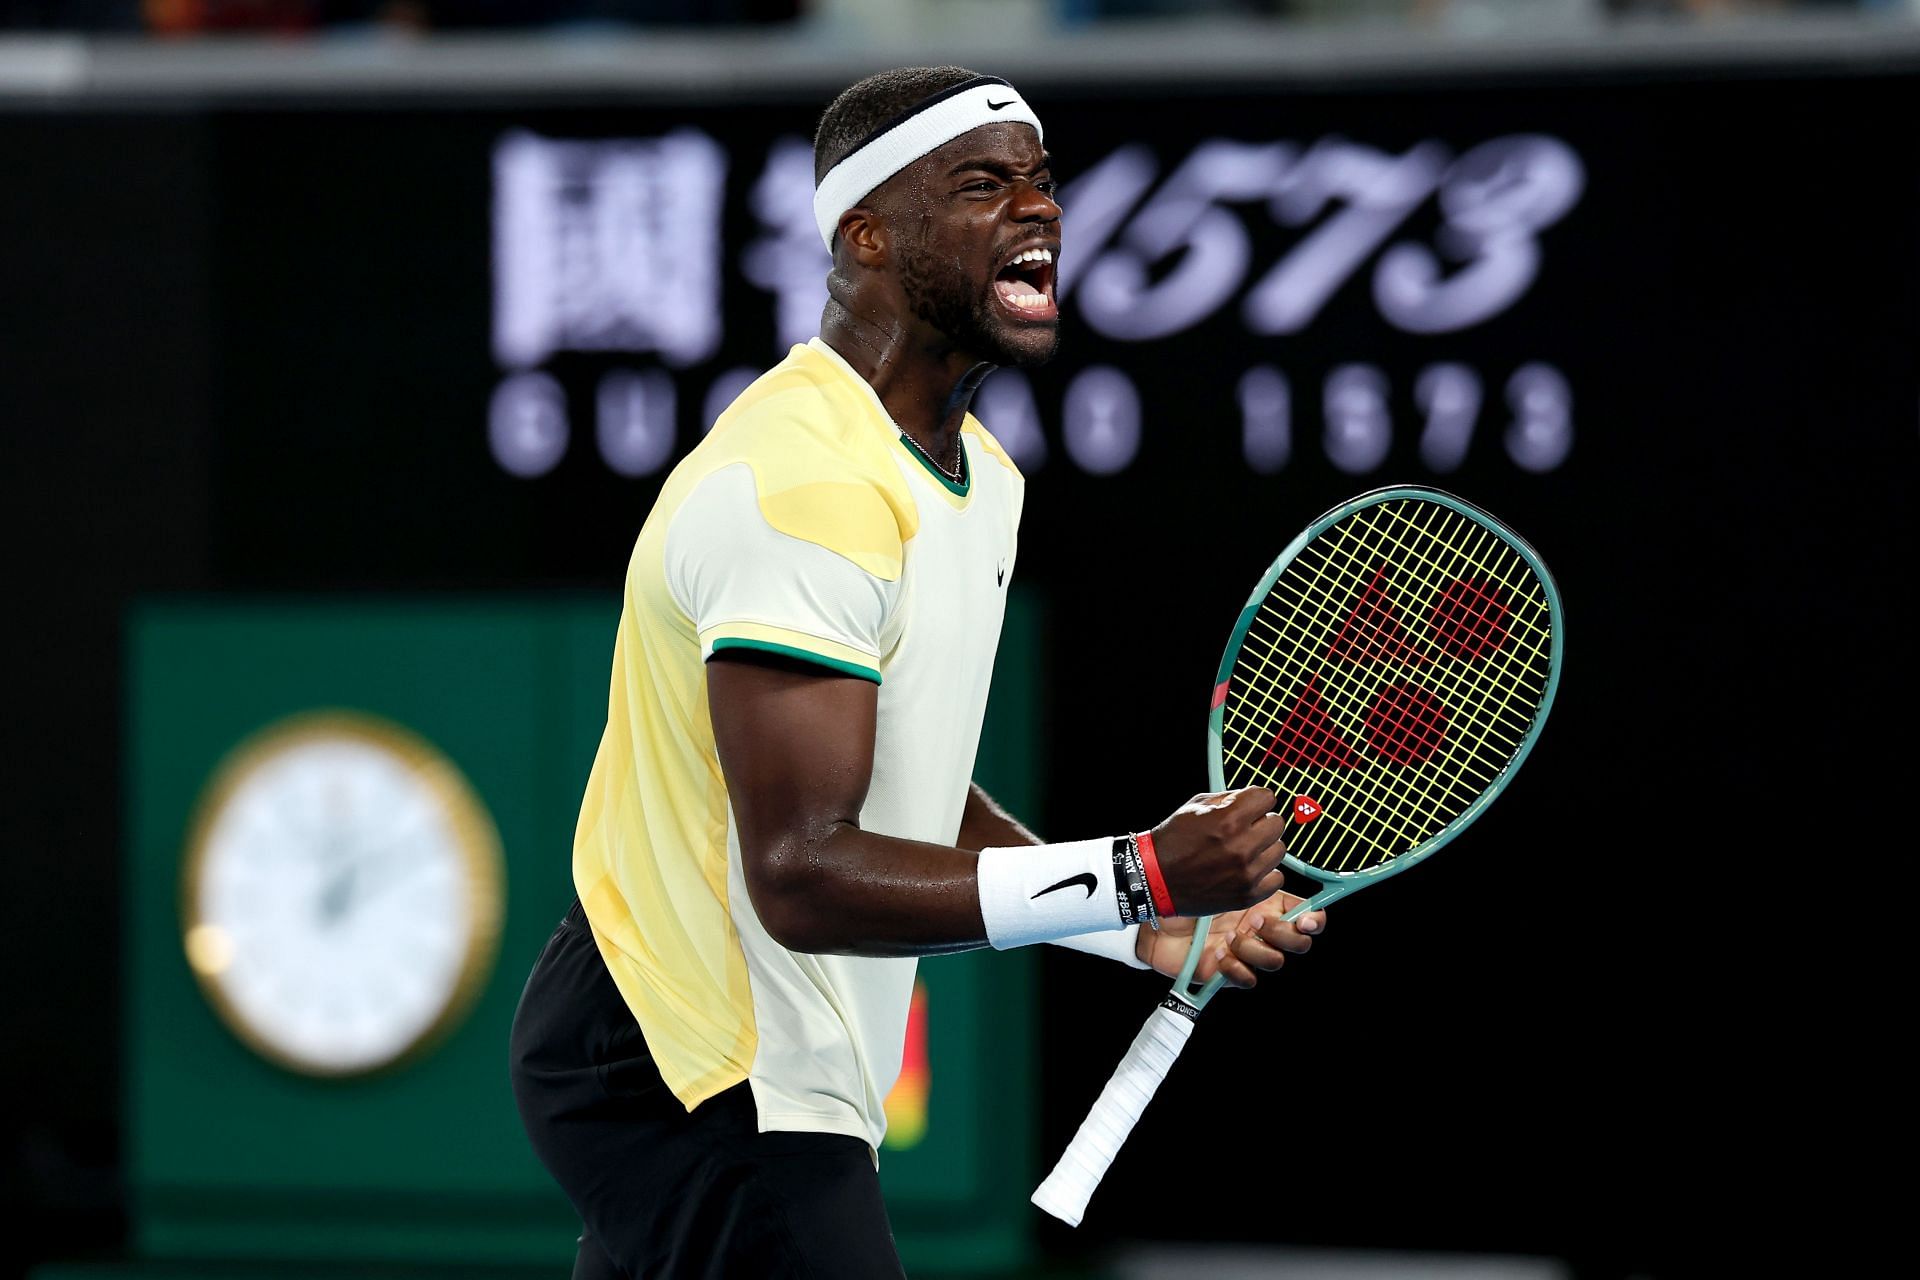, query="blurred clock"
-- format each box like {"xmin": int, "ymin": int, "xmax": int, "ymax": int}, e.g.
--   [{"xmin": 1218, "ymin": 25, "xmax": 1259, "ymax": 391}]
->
[{"xmin": 180, "ymin": 710, "xmax": 505, "ymax": 1077}]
